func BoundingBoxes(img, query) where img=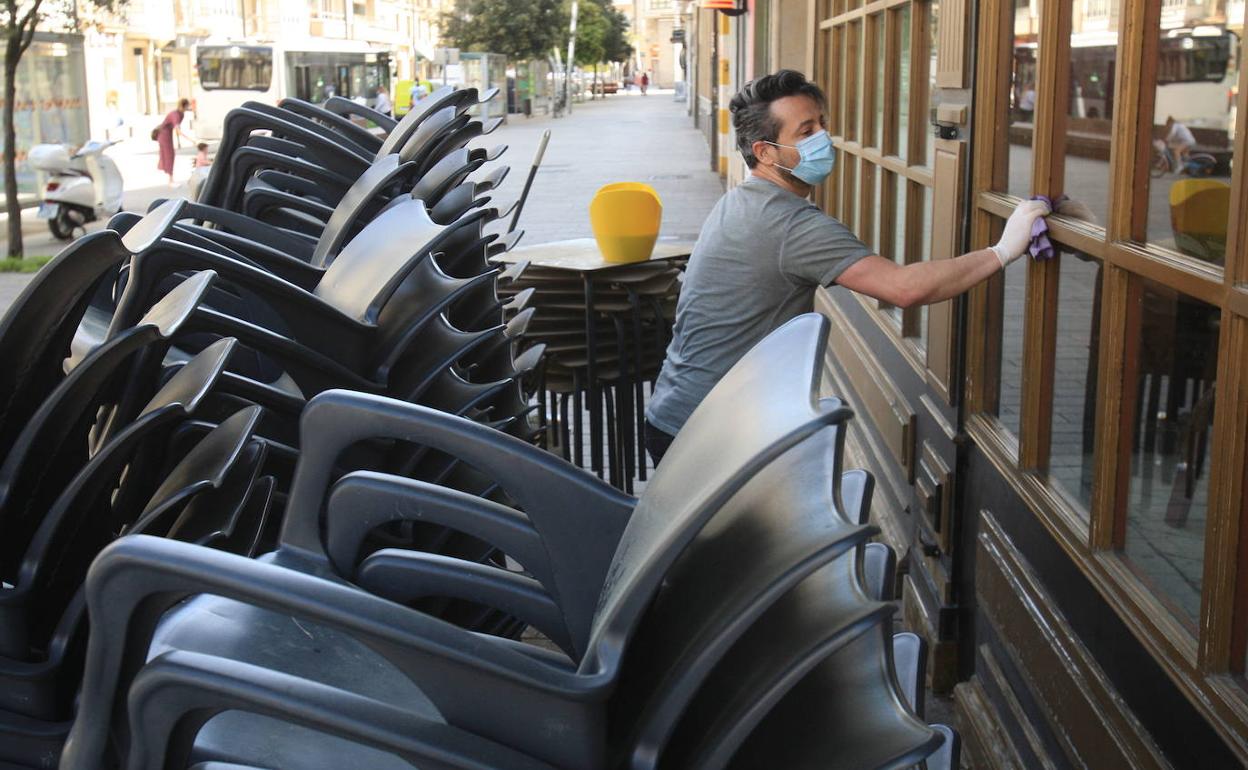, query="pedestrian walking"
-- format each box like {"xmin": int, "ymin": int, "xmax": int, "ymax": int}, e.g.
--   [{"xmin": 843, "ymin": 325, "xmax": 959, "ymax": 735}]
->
[
  {"xmin": 374, "ymin": 85, "xmax": 392, "ymax": 117},
  {"xmin": 153, "ymin": 98, "xmax": 194, "ymax": 186},
  {"xmin": 640, "ymin": 72, "xmax": 649, "ymax": 96},
  {"xmin": 643, "ymin": 70, "xmax": 1052, "ymax": 465}
]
